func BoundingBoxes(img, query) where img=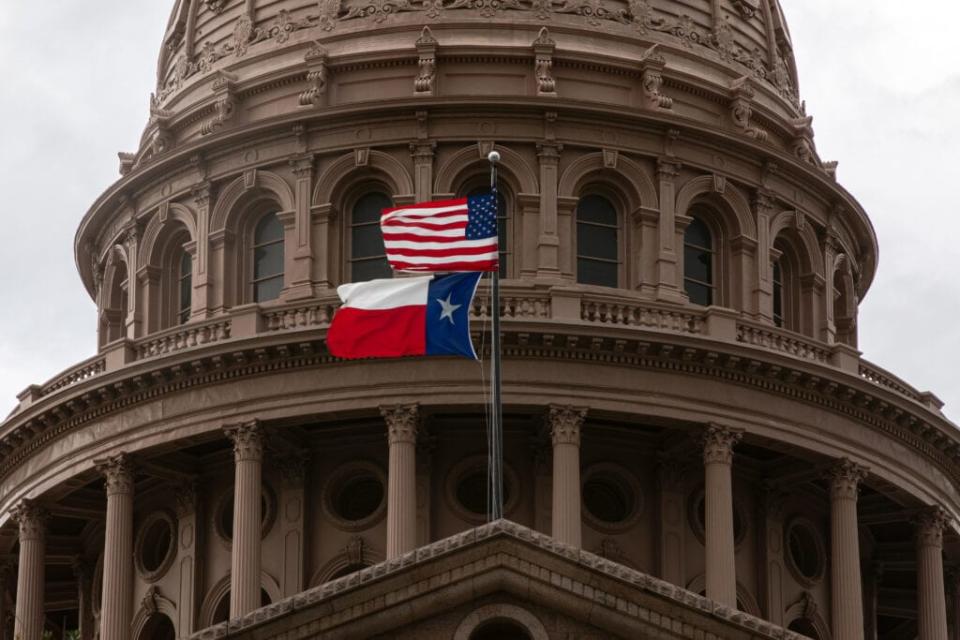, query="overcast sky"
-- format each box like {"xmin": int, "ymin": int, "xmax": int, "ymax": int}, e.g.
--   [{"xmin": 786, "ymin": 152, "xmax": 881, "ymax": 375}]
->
[{"xmin": 0, "ymin": 2, "xmax": 957, "ymax": 423}]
